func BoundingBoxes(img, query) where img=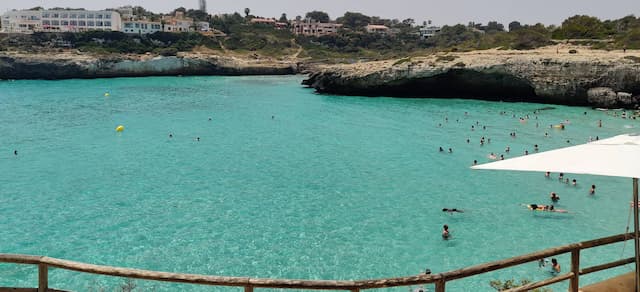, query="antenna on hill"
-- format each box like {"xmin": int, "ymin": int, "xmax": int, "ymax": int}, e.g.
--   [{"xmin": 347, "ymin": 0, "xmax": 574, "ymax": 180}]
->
[{"xmin": 199, "ymin": 0, "xmax": 207, "ymax": 12}]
